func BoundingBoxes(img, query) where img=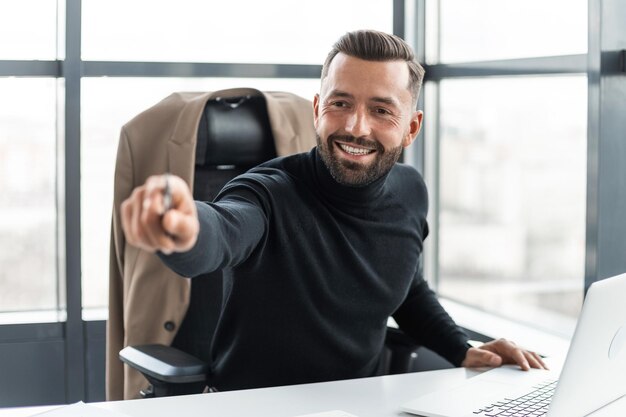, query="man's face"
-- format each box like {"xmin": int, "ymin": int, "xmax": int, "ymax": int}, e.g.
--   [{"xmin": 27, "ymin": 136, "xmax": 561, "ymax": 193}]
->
[{"xmin": 313, "ymin": 53, "xmax": 423, "ymax": 186}]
